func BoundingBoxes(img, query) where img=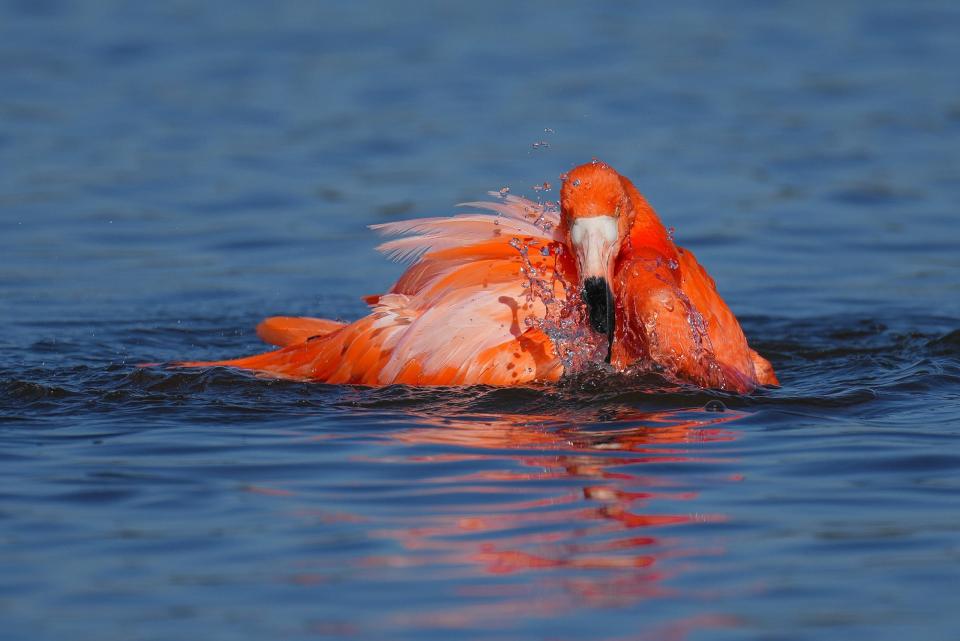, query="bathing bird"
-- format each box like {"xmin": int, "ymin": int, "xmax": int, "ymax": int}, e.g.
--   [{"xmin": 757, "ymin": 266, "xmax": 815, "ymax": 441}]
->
[{"xmin": 179, "ymin": 161, "xmax": 777, "ymax": 392}]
